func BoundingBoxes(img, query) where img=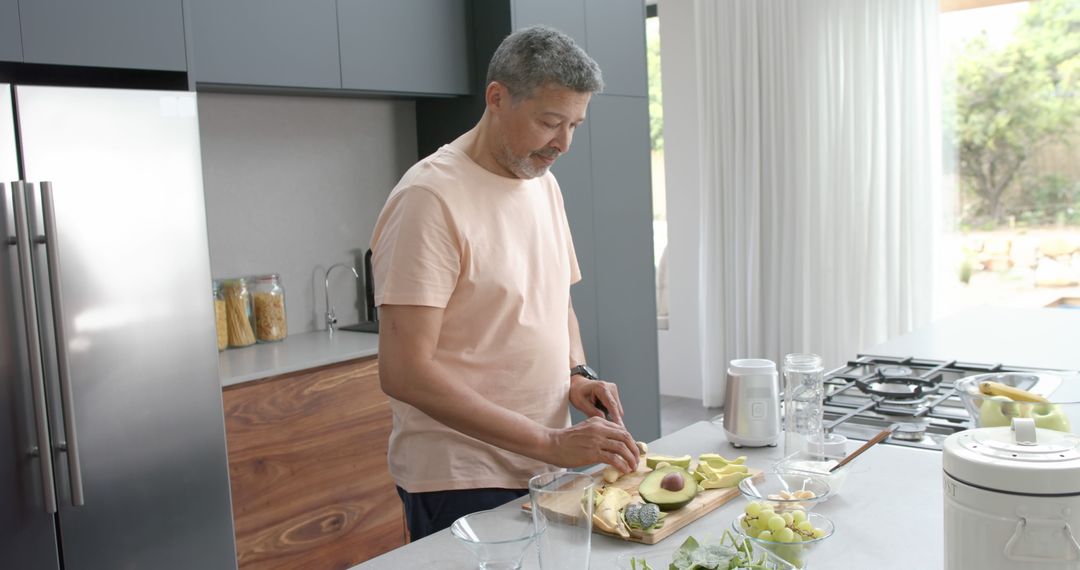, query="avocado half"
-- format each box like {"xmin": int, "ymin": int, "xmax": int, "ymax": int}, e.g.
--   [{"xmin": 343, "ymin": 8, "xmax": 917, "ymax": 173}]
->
[{"xmin": 638, "ymin": 466, "xmax": 698, "ymax": 511}]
